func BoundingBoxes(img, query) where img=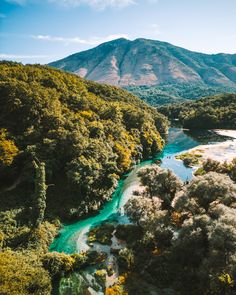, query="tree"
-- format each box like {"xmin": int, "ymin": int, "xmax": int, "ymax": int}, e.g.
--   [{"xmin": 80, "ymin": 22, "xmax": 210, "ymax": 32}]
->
[
  {"xmin": 0, "ymin": 250, "xmax": 51, "ymax": 295},
  {"xmin": 138, "ymin": 166, "xmax": 183, "ymax": 210},
  {"xmin": 42, "ymin": 252, "xmax": 74, "ymax": 278},
  {"xmin": 174, "ymin": 172, "xmax": 236, "ymax": 214},
  {"xmin": 0, "ymin": 129, "xmax": 18, "ymax": 167},
  {"xmin": 125, "ymin": 167, "xmax": 236, "ymax": 295},
  {"xmin": 33, "ymin": 160, "xmax": 47, "ymax": 227}
]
